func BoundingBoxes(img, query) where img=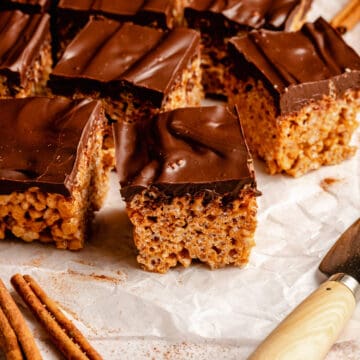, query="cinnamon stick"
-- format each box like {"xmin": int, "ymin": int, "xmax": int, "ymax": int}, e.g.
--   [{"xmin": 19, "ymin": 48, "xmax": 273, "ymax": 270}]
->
[
  {"xmin": 331, "ymin": 0, "xmax": 360, "ymax": 33},
  {"xmin": 11, "ymin": 274, "xmax": 102, "ymax": 360},
  {"xmin": 0, "ymin": 308, "xmax": 23, "ymax": 360},
  {"xmin": 0, "ymin": 279, "xmax": 41, "ymax": 360},
  {"xmin": 23, "ymin": 275, "xmax": 102, "ymax": 360}
]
